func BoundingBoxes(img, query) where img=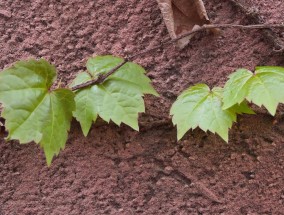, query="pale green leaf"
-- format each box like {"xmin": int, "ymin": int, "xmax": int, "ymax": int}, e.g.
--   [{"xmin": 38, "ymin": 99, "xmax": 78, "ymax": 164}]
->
[
  {"xmin": 71, "ymin": 72, "xmax": 98, "ymax": 136},
  {"xmin": 222, "ymin": 69, "xmax": 253, "ymax": 109},
  {"xmin": 87, "ymin": 55, "xmax": 124, "ymax": 77},
  {"xmin": 0, "ymin": 59, "xmax": 75, "ymax": 165},
  {"xmin": 223, "ymin": 66, "xmax": 284, "ymax": 115},
  {"xmin": 171, "ymin": 84, "xmax": 238, "ymax": 142},
  {"xmin": 87, "ymin": 55, "xmax": 158, "ymax": 96},
  {"xmin": 40, "ymin": 89, "xmax": 75, "ymax": 165},
  {"xmin": 212, "ymin": 85, "xmax": 254, "ymax": 114},
  {"xmin": 229, "ymin": 102, "xmax": 255, "ymax": 115},
  {"xmin": 110, "ymin": 62, "xmax": 158, "ymax": 96},
  {"xmin": 70, "ymin": 72, "xmax": 93, "ymax": 87},
  {"xmin": 72, "ymin": 77, "xmax": 144, "ymax": 134},
  {"xmin": 73, "ymin": 87, "xmax": 98, "ymax": 136},
  {"xmin": 91, "ymin": 80, "xmax": 144, "ymax": 131},
  {"xmin": 72, "ymin": 56, "xmax": 158, "ymax": 136},
  {"xmin": 256, "ymin": 66, "xmax": 284, "ymax": 76}
]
